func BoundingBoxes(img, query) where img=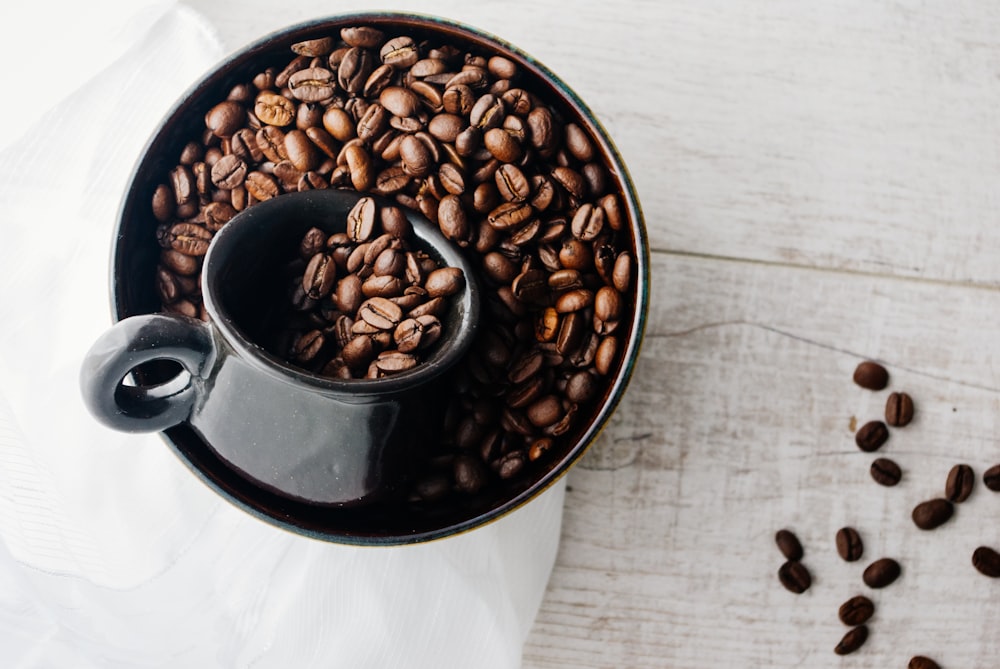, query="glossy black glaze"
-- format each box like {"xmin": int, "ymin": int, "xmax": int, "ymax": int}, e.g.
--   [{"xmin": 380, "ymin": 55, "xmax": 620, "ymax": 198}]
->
[
  {"xmin": 83, "ymin": 190, "xmax": 480, "ymax": 506},
  {"xmin": 105, "ymin": 13, "xmax": 651, "ymax": 544}
]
